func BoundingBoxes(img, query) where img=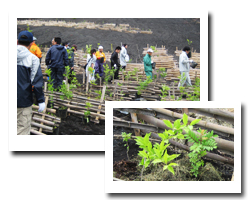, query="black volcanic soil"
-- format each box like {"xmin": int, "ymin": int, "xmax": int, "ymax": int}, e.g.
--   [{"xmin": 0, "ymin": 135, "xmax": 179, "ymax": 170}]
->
[{"xmin": 17, "ymin": 18, "xmax": 200, "ymax": 62}]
